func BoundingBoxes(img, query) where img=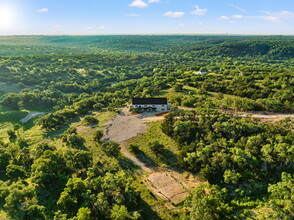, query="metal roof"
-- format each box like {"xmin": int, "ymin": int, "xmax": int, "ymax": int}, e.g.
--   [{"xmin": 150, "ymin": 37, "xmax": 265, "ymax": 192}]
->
[{"xmin": 132, "ymin": 98, "xmax": 167, "ymax": 105}]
